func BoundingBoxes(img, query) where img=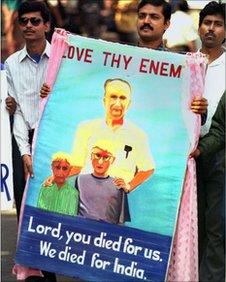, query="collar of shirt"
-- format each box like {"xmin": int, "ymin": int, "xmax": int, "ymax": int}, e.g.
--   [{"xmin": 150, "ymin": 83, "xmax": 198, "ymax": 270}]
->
[
  {"xmin": 197, "ymin": 49, "xmax": 225, "ymax": 67},
  {"xmin": 137, "ymin": 41, "xmax": 167, "ymax": 51},
  {"xmin": 101, "ymin": 118, "xmax": 128, "ymax": 131},
  {"xmin": 209, "ymin": 51, "xmax": 225, "ymax": 67},
  {"xmin": 18, "ymin": 40, "xmax": 51, "ymax": 63},
  {"xmin": 156, "ymin": 42, "xmax": 167, "ymax": 51}
]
